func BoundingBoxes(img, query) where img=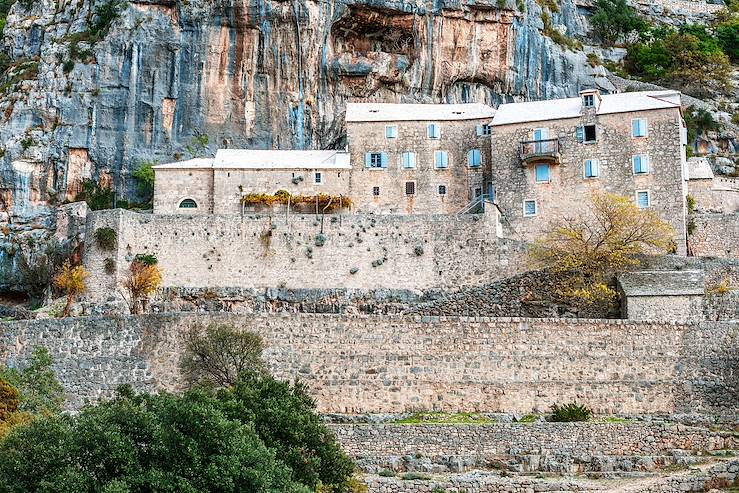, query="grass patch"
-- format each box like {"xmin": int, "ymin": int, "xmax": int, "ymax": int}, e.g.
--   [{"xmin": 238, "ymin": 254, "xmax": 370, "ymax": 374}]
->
[
  {"xmin": 516, "ymin": 414, "xmax": 539, "ymax": 424},
  {"xmin": 394, "ymin": 412, "xmax": 495, "ymax": 425},
  {"xmin": 400, "ymin": 472, "xmax": 431, "ymax": 480},
  {"xmin": 602, "ymin": 416, "xmax": 633, "ymax": 424}
]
